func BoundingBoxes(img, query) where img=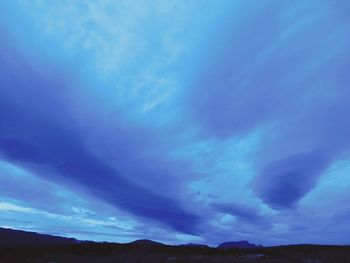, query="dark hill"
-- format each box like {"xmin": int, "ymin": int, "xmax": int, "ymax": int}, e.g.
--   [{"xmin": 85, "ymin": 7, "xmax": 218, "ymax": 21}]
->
[
  {"xmin": 129, "ymin": 239, "xmax": 164, "ymax": 246},
  {"xmin": 1, "ymin": 227, "xmax": 350, "ymax": 262},
  {"xmin": 179, "ymin": 243, "xmax": 210, "ymax": 248},
  {"xmin": 218, "ymin": 240, "xmax": 261, "ymax": 249},
  {"xmin": 0, "ymin": 227, "xmax": 77, "ymax": 247}
]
